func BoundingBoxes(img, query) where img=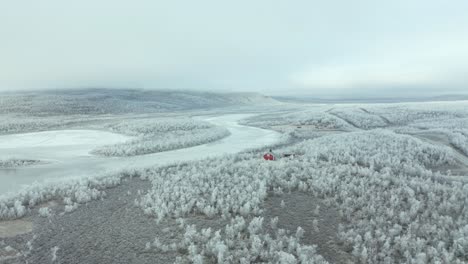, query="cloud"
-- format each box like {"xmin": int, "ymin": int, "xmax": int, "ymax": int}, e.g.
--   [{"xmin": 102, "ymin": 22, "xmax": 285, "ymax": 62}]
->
[
  {"xmin": 289, "ymin": 33, "xmax": 468, "ymax": 91},
  {"xmin": 0, "ymin": 0, "xmax": 467, "ymax": 97}
]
